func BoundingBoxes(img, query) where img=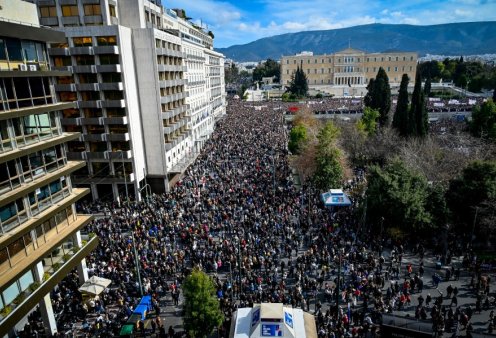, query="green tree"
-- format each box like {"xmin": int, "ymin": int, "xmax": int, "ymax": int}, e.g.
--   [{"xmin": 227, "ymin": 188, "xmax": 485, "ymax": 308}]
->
[
  {"xmin": 424, "ymin": 76, "xmax": 432, "ymax": 97},
  {"xmin": 183, "ymin": 268, "xmax": 224, "ymax": 338},
  {"xmin": 470, "ymin": 100, "xmax": 496, "ymax": 139},
  {"xmin": 426, "ymin": 183, "xmax": 449, "ymax": 230},
  {"xmin": 447, "ymin": 160, "xmax": 496, "ymax": 233},
  {"xmin": 288, "ymin": 65, "xmax": 308, "ymax": 98},
  {"xmin": 288, "ymin": 123, "xmax": 308, "ymax": 154},
  {"xmin": 363, "ymin": 78, "xmax": 375, "ymax": 108},
  {"xmin": 366, "ymin": 160, "xmax": 431, "ymax": 233},
  {"xmin": 364, "ymin": 68, "xmax": 391, "ymax": 126},
  {"xmin": 356, "ymin": 107, "xmax": 380, "ymax": 136},
  {"xmin": 313, "ymin": 122, "xmax": 343, "ymax": 190},
  {"xmin": 225, "ymin": 63, "xmax": 239, "ymax": 84},
  {"xmin": 253, "ymin": 59, "xmax": 280, "ymax": 83},
  {"xmin": 392, "ymin": 74, "xmax": 410, "ymax": 136},
  {"xmin": 410, "ymin": 69, "xmax": 428, "ymax": 137},
  {"xmin": 493, "ymin": 88, "xmax": 496, "ymax": 102}
]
